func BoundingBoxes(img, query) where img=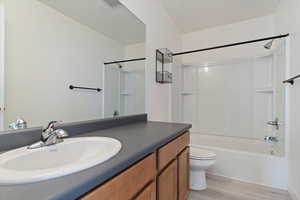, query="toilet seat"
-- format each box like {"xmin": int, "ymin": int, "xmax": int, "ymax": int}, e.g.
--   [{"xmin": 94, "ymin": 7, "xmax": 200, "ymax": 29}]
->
[{"xmin": 190, "ymin": 147, "xmax": 216, "ymax": 160}]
